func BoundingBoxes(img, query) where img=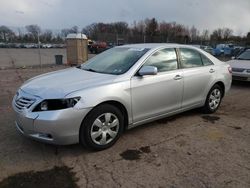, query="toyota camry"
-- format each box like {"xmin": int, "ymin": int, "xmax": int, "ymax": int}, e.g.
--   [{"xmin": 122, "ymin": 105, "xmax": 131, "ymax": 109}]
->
[{"xmin": 12, "ymin": 44, "xmax": 232, "ymax": 150}]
